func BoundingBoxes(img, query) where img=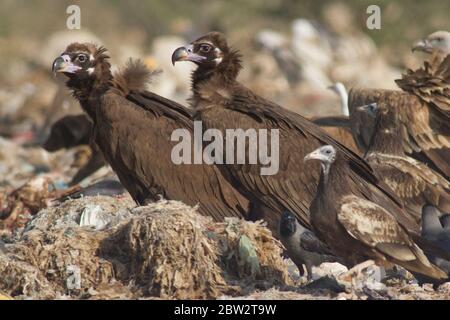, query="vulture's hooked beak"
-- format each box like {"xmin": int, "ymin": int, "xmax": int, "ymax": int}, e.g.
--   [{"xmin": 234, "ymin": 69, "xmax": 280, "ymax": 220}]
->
[
  {"xmin": 171, "ymin": 45, "xmax": 206, "ymax": 65},
  {"xmin": 304, "ymin": 150, "xmax": 322, "ymax": 163},
  {"xmin": 356, "ymin": 103, "xmax": 378, "ymax": 117},
  {"xmin": 412, "ymin": 39, "xmax": 432, "ymax": 53},
  {"xmin": 52, "ymin": 55, "xmax": 82, "ymax": 74}
]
